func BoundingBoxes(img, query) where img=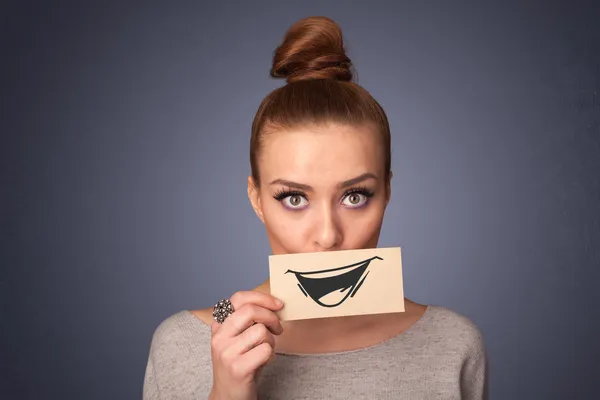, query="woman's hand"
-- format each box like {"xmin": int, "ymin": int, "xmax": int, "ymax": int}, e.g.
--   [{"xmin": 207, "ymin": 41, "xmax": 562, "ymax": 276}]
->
[{"xmin": 208, "ymin": 291, "xmax": 284, "ymax": 400}]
